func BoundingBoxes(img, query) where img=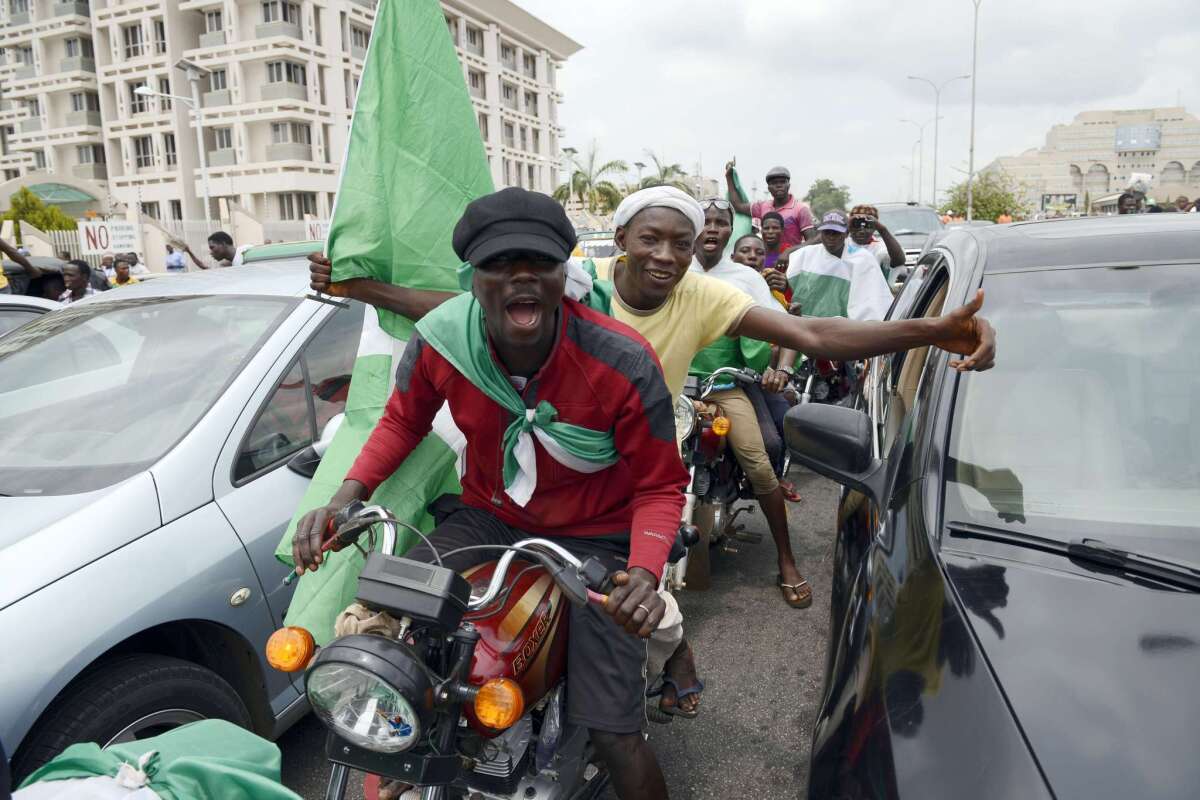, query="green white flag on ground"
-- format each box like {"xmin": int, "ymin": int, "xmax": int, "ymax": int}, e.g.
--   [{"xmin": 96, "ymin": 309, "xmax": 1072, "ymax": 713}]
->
[{"xmin": 273, "ymin": 0, "xmax": 493, "ymax": 645}]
